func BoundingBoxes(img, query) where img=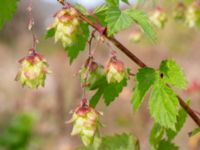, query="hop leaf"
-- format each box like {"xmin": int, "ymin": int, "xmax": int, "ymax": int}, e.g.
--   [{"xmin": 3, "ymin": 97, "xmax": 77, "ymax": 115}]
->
[
  {"xmin": 98, "ymin": 133, "xmax": 140, "ymax": 150},
  {"xmin": 149, "ymin": 78, "xmax": 179, "ymax": 130},
  {"xmin": 158, "ymin": 140, "xmax": 178, "ymax": 150},
  {"xmin": 160, "ymin": 59, "xmax": 187, "ymax": 89},
  {"xmin": 0, "ymin": 0, "xmax": 19, "ymax": 29},
  {"xmin": 131, "ymin": 67, "xmax": 156, "ymax": 111},
  {"xmin": 105, "ymin": 7, "xmax": 134, "ymax": 36}
]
